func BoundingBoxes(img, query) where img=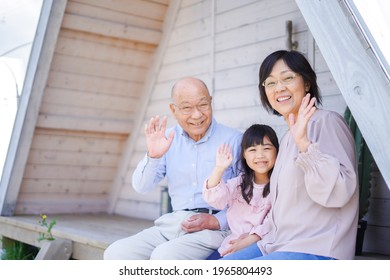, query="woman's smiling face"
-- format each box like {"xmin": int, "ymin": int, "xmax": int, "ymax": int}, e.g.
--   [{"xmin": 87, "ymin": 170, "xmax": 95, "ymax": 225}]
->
[{"xmin": 264, "ymin": 59, "xmax": 309, "ymax": 120}]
